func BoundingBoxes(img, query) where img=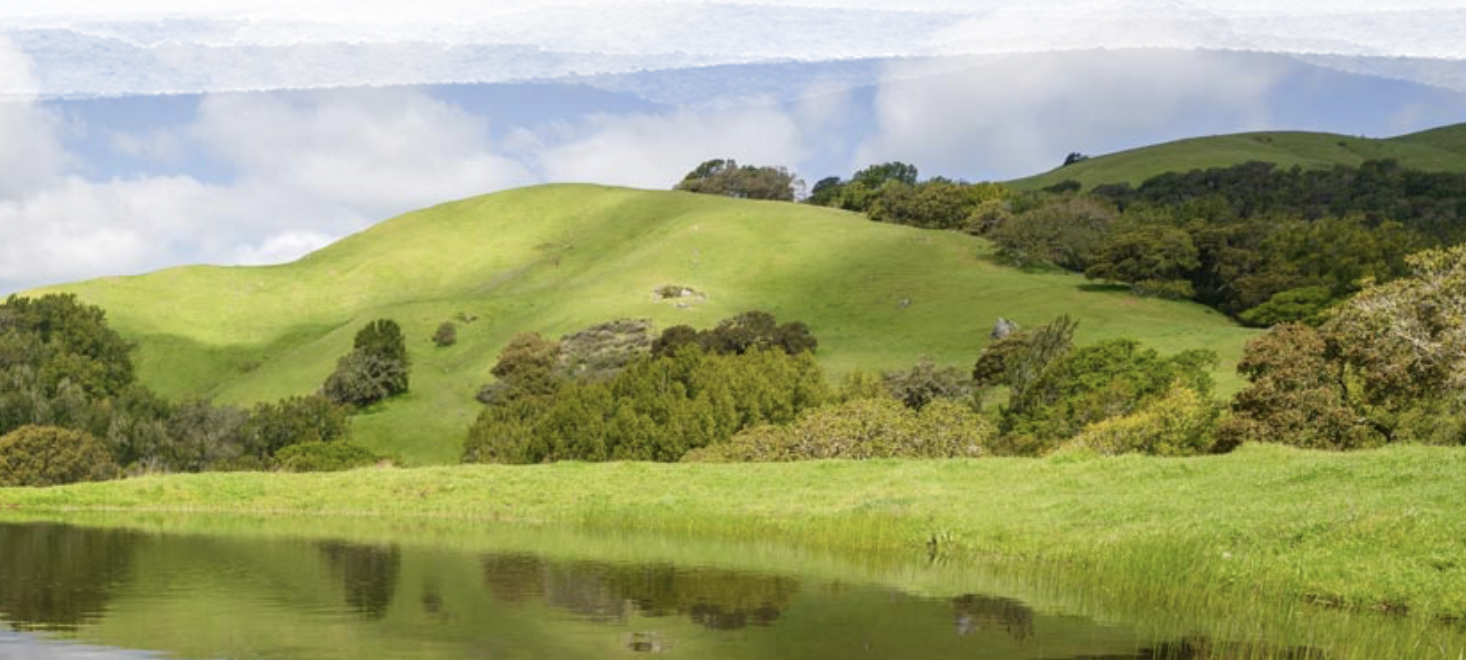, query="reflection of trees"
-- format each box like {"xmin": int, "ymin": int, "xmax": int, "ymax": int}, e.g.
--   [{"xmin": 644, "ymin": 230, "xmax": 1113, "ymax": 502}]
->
[
  {"xmin": 317, "ymin": 542, "xmax": 401, "ymax": 620},
  {"xmin": 1046, "ymin": 637, "xmax": 1328, "ymax": 659},
  {"xmin": 0, "ymin": 523, "xmax": 137, "ymax": 631},
  {"xmin": 951, "ymin": 594, "xmax": 1035, "ymax": 640},
  {"xmin": 481, "ymin": 553, "xmax": 799, "ymax": 630}
]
